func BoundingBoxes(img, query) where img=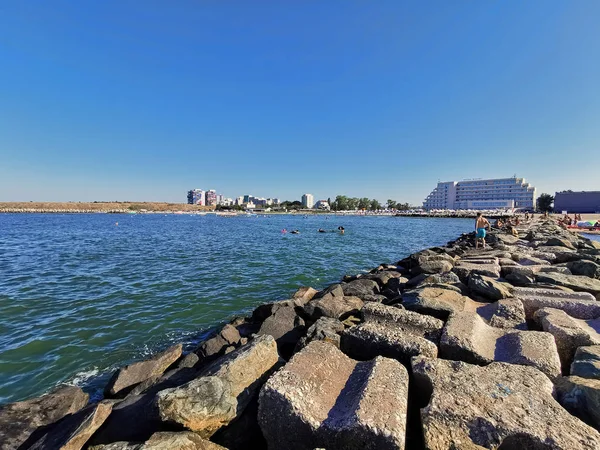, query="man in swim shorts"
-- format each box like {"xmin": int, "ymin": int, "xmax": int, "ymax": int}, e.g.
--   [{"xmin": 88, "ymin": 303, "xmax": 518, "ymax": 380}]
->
[{"xmin": 475, "ymin": 212, "xmax": 490, "ymax": 249}]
